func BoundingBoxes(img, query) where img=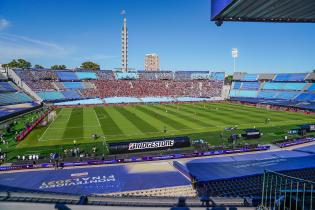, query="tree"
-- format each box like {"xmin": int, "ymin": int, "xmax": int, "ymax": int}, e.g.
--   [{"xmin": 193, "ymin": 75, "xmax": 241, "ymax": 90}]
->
[
  {"xmin": 224, "ymin": 75, "xmax": 233, "ymax": 85},
  {"xmin": 34, "ymin": 64, "xmax": 44, "ymax": 69},
  {"xmin": 80, "ymin": 61, "xmax": 100, "ymax": 70},
  {"xmin": 17, "ymin": 59, "xmax": 32, "ymax": 69},
  {"xmin": 5, "ymin": 59, "xmax": 32, "ymax": 69},
  {"xmin": 51, "ymin": 65, "xmax": 66, "ymax": 70},
  {"xmin": 1, "ymin": 64, "xmax": 8, "ymax": 69}
]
